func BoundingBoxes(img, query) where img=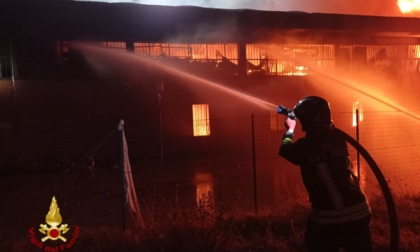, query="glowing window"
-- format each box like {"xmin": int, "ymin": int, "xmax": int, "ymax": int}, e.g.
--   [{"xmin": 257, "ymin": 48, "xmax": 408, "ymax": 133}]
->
[
  {"xmin": 246, "ymin": 43, "xmax": 334, "ymax": 76},
  {"xmin": 133, "ymin": 42, "xmax": 238, "ymax": 64},
  {"xmin": 99, "ymin": 41, "xmax": 127, "ymax": 51},
  {"xmin": 406, "ymin": 45, "xmax": 420, "ymax": 73},
  {"xmin": 192, "ymin": 104, "xmax": 210, "ymax": 136}
]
